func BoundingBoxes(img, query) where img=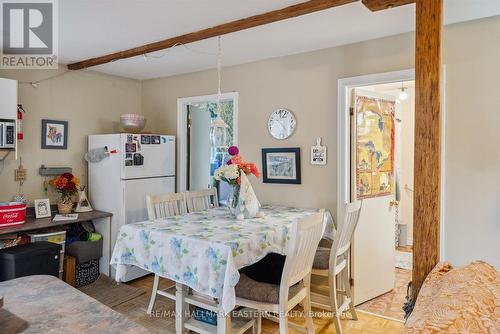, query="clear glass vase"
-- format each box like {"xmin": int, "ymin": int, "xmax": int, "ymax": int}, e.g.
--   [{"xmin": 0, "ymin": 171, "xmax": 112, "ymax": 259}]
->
[{"xmin": 227, "ymin": 184, "xmax": 241, "ymax": 217}]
